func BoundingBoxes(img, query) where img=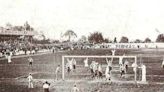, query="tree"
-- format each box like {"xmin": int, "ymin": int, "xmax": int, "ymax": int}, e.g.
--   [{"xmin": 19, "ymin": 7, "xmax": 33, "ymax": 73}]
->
[
  {"xmin": 88, "ymin": 32, "xmax": 104, "ymax": 44},
  {"xmin": 119, "ymin": 36, "xmax": 129, "ymax": 43},
  {"xmin": 79, "ymin": 35, "xmax": 87, "ymax": 42},
  {"xmin": 156, "ymin": 34, "xmax": 164, "ymax": 42},
  {"xmin": 104, "ymin": 38, "xmax": 109, "ymax": 43},
  {"xmin": 134, "ymin": 39, "xmax": 142, "ymax": 43},
  {"xmin": 114, "ymin": 37, "xmax": 117, "ymax": 43},
  {"xmin": 144, "ymin": 38, "xmax": 151, "ymax": 43},
  {"xmin": 63, "ymin": 30, "xmax": 77, "ymax": 41}
]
